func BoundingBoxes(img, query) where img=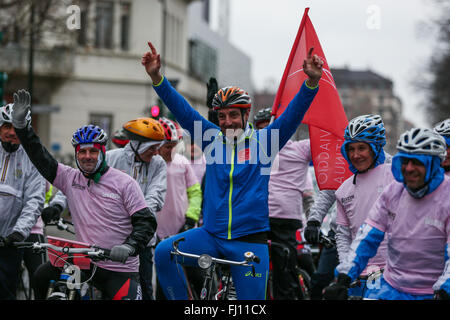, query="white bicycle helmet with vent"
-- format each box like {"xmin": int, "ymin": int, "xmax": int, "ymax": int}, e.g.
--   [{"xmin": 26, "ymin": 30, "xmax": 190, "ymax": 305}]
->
[
  {"xmin": 433, "ymin": 119, "xmax": 450, "ymax": 137},
  {"xmin": 397, "ymin": 127, "xmax": 446, "ymax": 162},
  {"xmin": 0, "ymin": 103, "xmax": 32, "ymax": 127}
]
